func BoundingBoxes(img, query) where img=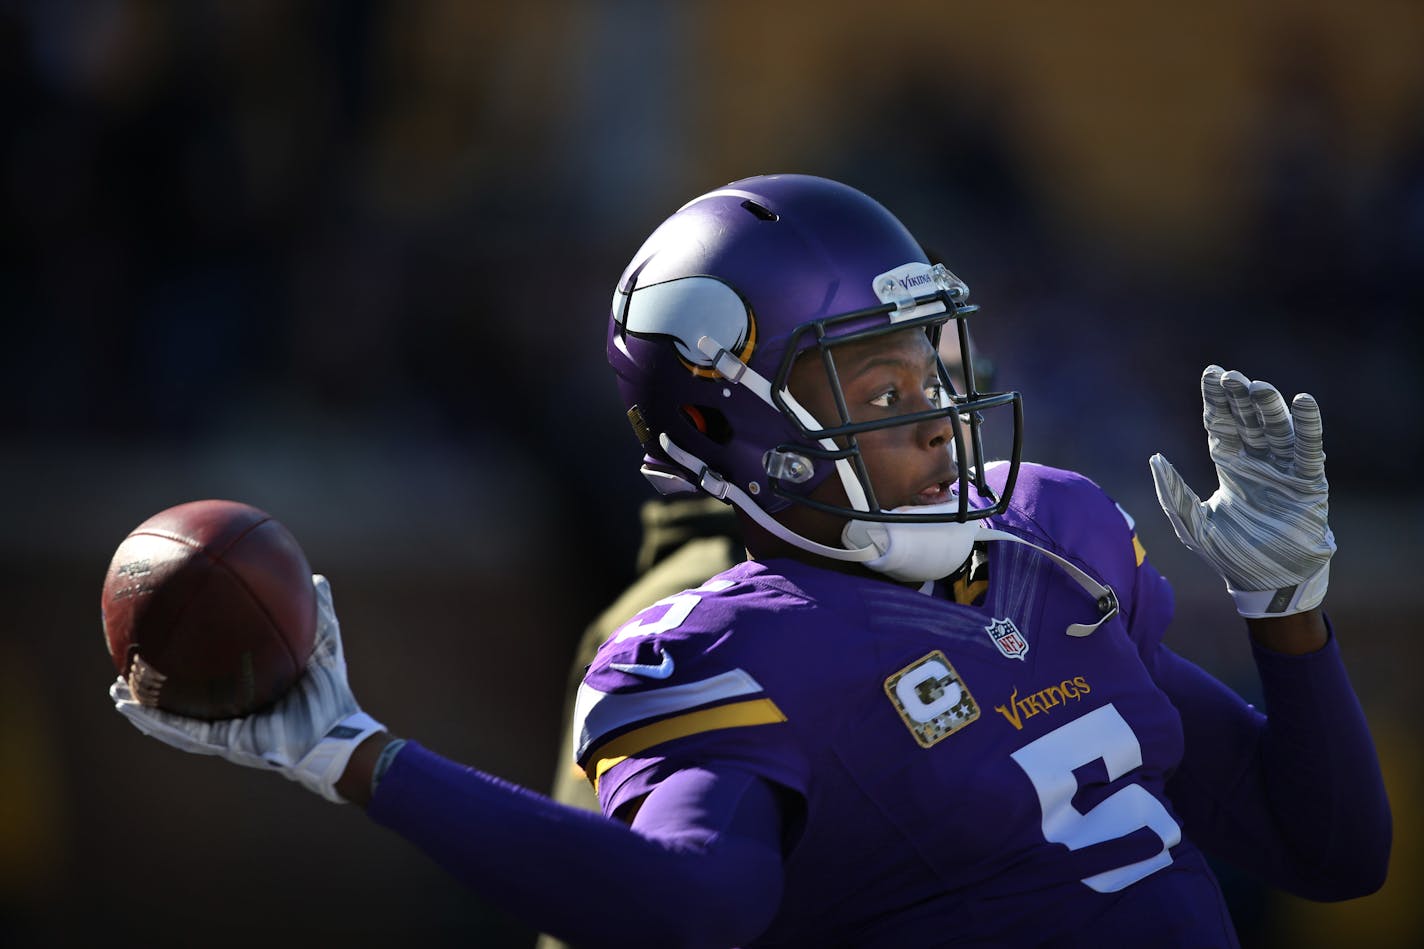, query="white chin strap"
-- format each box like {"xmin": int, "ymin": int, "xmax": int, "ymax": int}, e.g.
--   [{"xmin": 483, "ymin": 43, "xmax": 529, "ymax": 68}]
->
[
  {"xmin": 978, "ymin": 527, "xmax": 1120, "ymax": 637},
  {"xmin": 843, "ymin": 516, "xmax": 1121, "ymax": 636},
  {"xmin": 676, "ymin": 331, "xmax": 1115, "ymax": 636},
  {"xmin": 691, "ymin": 334, "xmax": 980, "ymax": 585},
  {"xmin": 658, "ymin": 434, "xmax": 1119, "ymax": 637},
  {"xmin": 841, "ymin": 515, "xmax": 1119, "ymax": 635},
  {"xmin": 659, "ymin": 433, "xmax": 881, "ymax": 566}
]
